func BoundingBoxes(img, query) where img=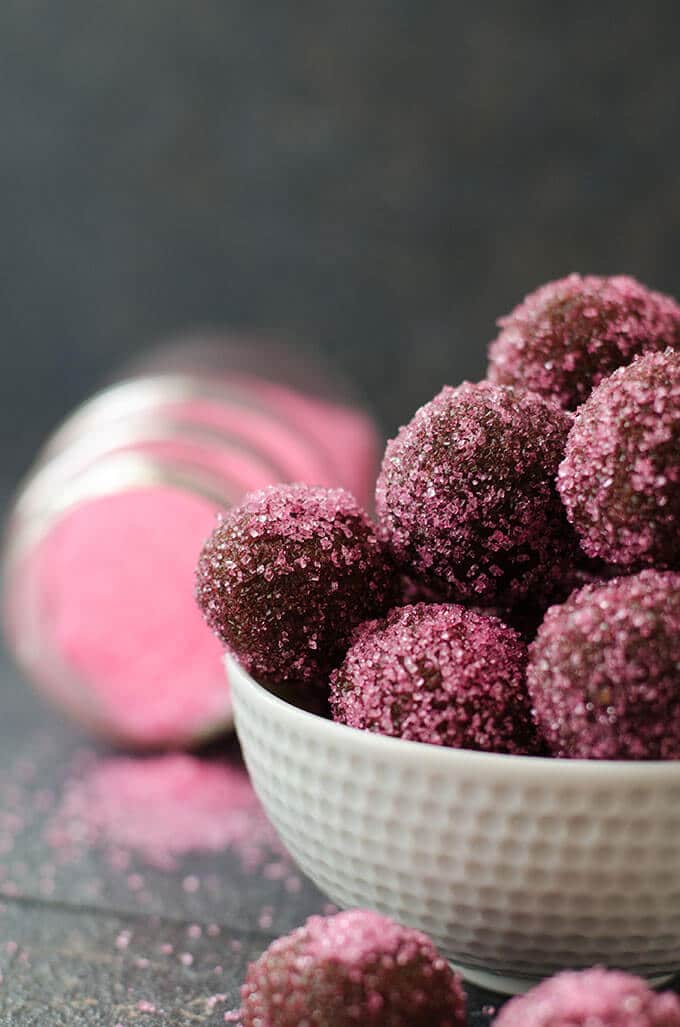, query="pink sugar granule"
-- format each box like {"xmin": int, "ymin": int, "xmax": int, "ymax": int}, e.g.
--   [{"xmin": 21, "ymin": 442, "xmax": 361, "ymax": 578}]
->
[
  {"xmin": 196, "ymin": 484, "xmax": 397, "ymax": 685},
  {"xmin": 488, "ymin": 273, "xmax": 680, "ymax": 410},
  {"xmin": 376, "ymin": 381, "xmax": 576, "ymax": 605},
  {"xmin": 558, "ymin": 348, "xmax": 680, "ymax": 569},
  {"xmin": 330, "ymin": 603, "xmax": 535, "ymax": 754},
  {"xmin": 14, "ymin": 488, "xmax": 232, "ymax": 748},
  {"xmin": 528, "ymin": 570, "xmax": 680, "ymax": 760},
  {"xmin": 240, "ymin": 910, "xmax": 466, "ymax": 1027},
  {"xmin": 47, "ymin": 754, "xmax": 283, "ymax": 871},
  {"xmin": 494, "ymin": 967, "xmax": 680, "ymax": 1027}
]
